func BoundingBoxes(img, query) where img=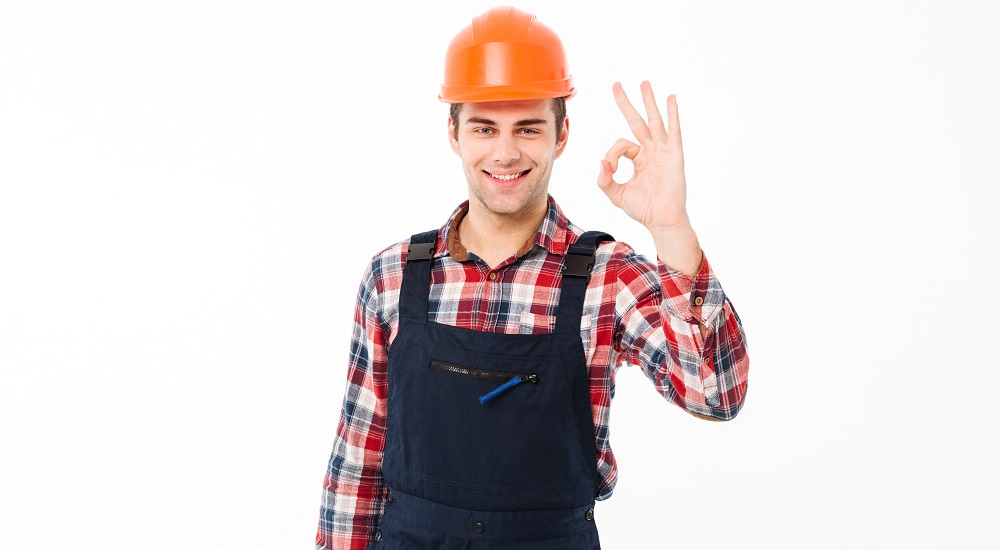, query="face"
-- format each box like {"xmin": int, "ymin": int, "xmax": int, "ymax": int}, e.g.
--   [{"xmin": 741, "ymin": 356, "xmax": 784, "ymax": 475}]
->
[{"xmin": 448, "ymin": 99, "xmax": 569, "ymax": 218}]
